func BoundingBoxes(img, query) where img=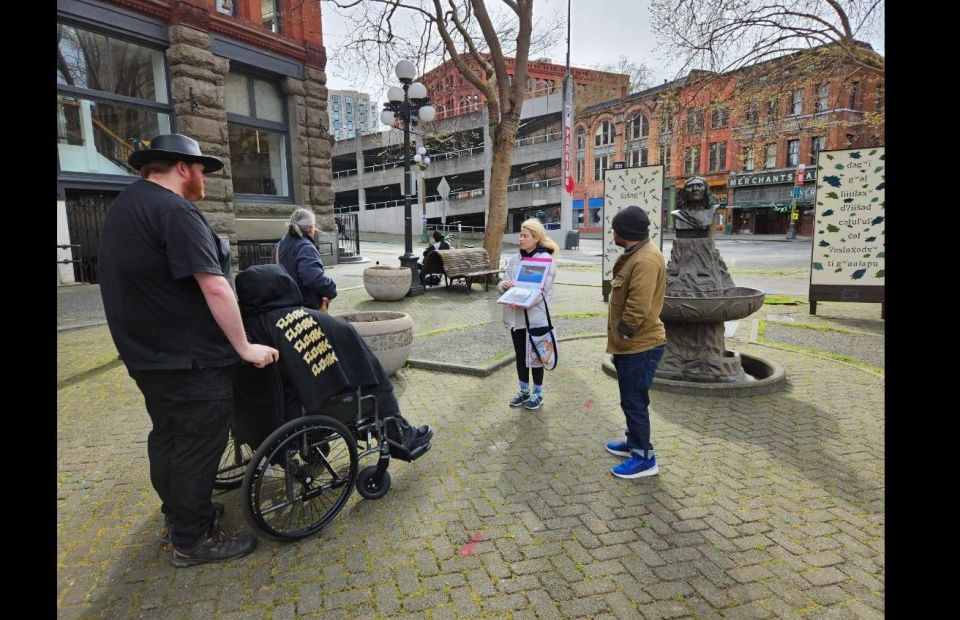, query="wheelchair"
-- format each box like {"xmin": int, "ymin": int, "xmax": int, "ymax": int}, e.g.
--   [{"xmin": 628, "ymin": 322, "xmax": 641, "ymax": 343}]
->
[{"xmin": 213, "ymin": 362, "xmax": 430, "ymax": 542}]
